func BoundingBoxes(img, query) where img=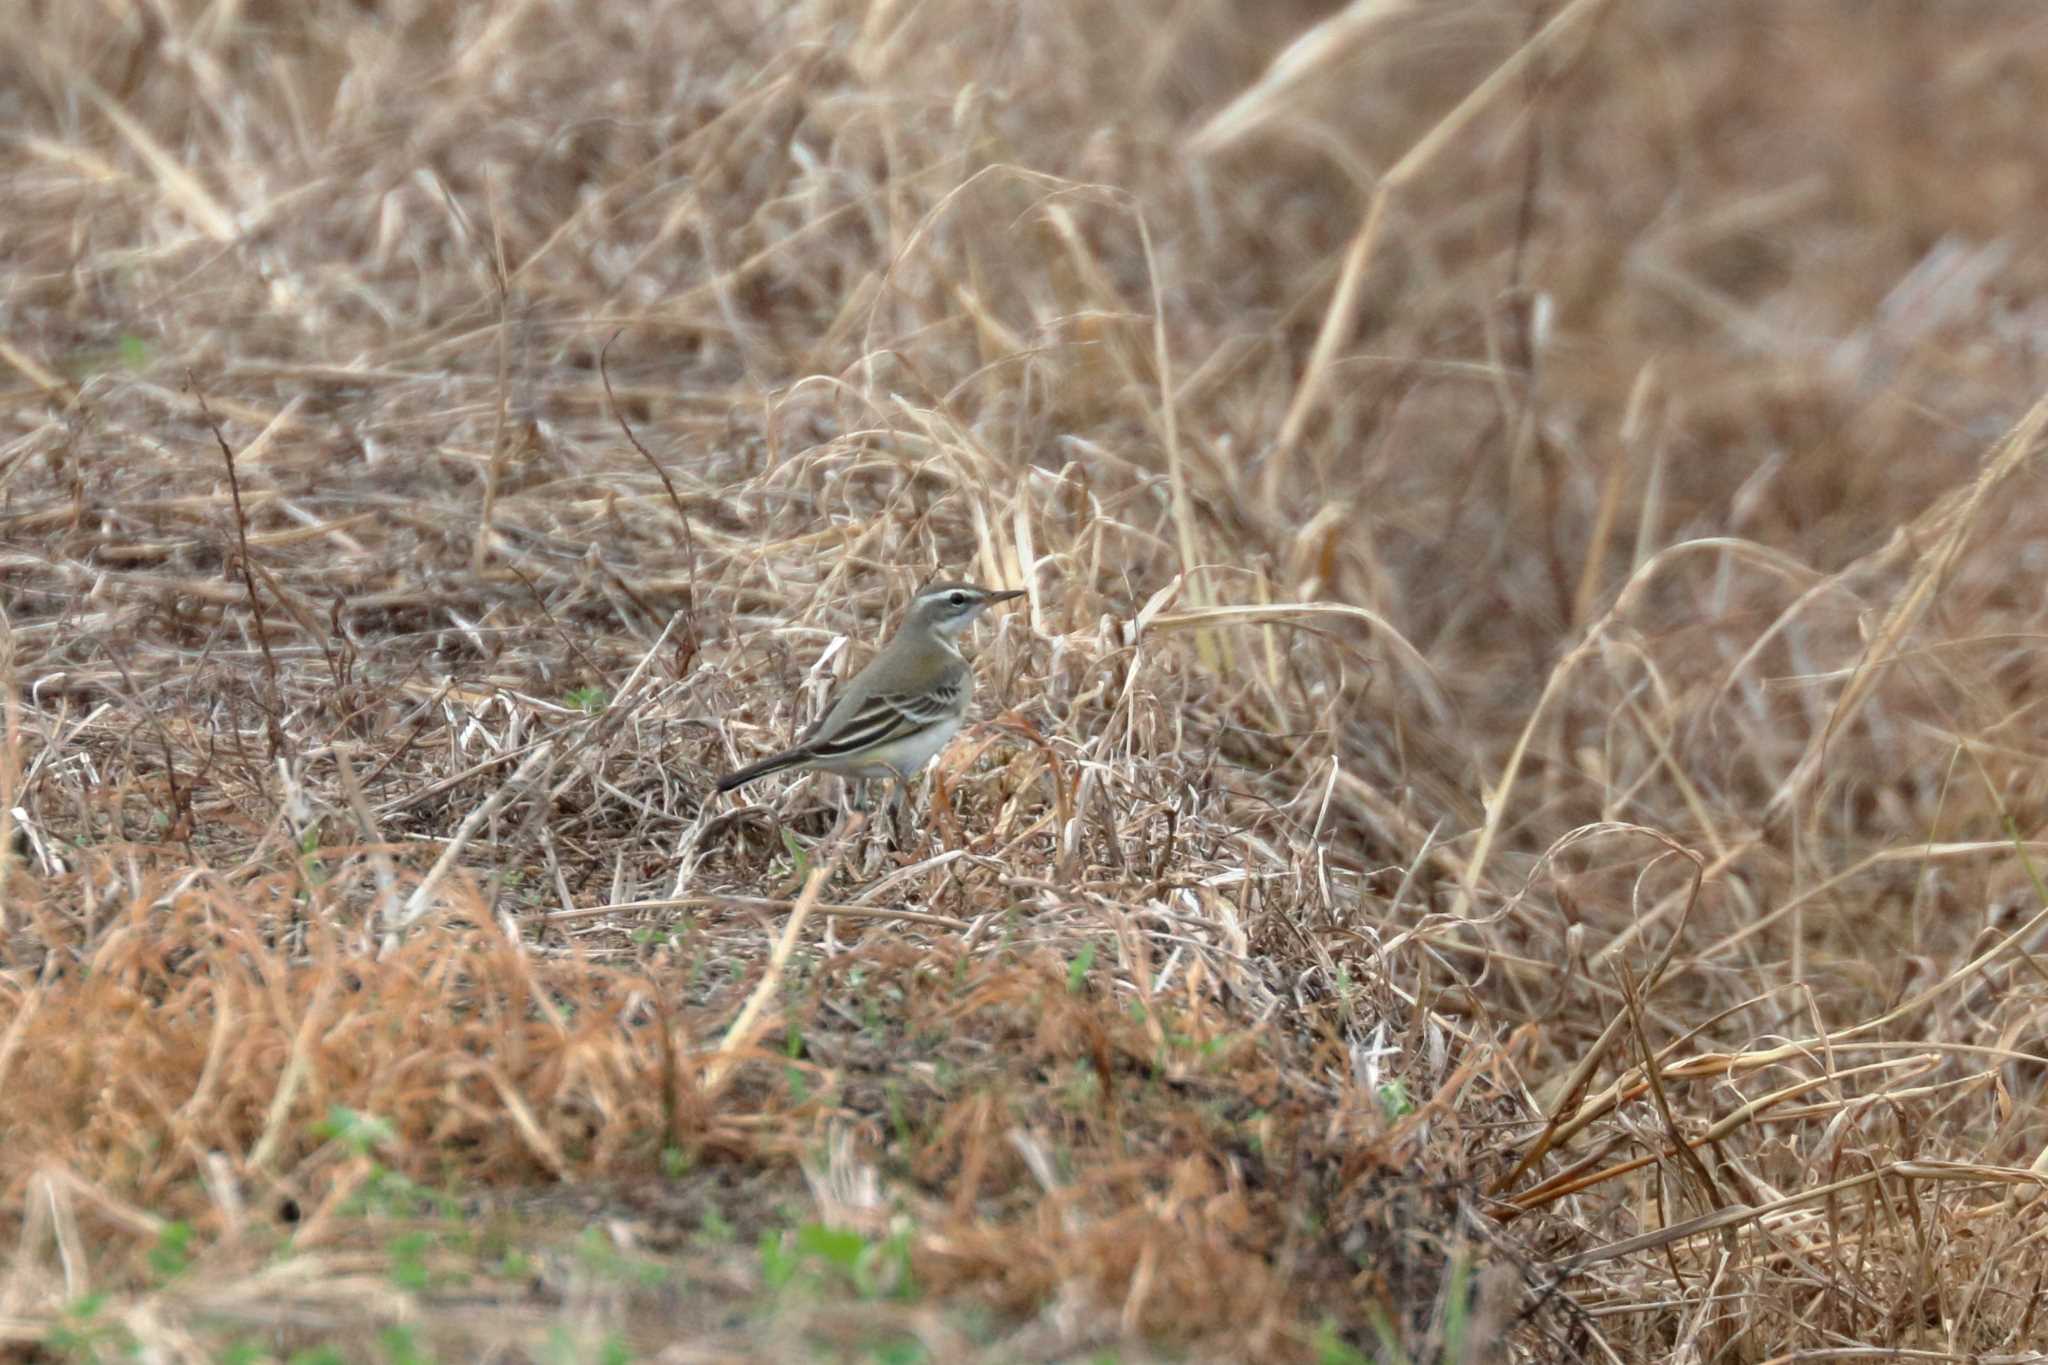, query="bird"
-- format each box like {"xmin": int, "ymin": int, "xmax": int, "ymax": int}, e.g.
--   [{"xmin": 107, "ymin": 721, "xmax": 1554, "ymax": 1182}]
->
[{"xmin": 715, "ymin": 582, "xmax": 1026, "ymax": 800}]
